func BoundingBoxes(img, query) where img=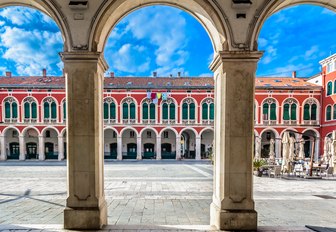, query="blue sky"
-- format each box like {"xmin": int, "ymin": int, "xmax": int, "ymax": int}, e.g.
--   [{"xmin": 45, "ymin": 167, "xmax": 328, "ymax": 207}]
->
[{"xmin": 0, "ymin": 5, "xmax": 335, "ymax": 77}]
